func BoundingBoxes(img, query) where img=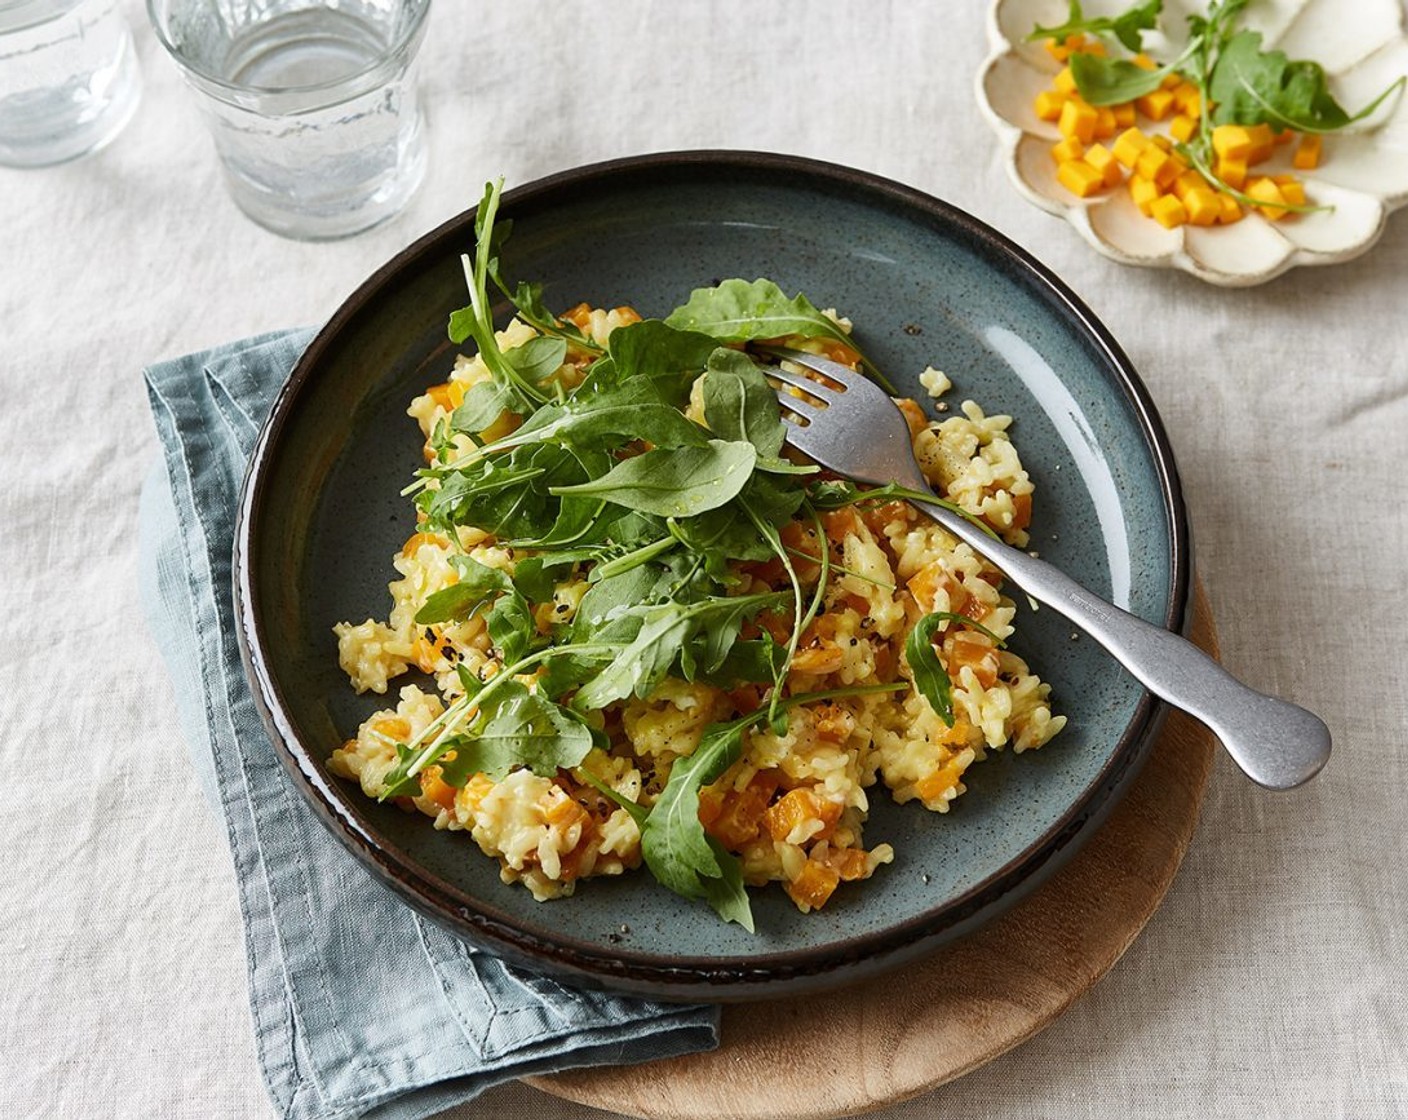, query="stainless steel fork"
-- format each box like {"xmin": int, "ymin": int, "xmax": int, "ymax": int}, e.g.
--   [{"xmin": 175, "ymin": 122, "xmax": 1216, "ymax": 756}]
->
[{"xmin": 764, "ymin": 346, "xmax": 1331, "ymax": 791}]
